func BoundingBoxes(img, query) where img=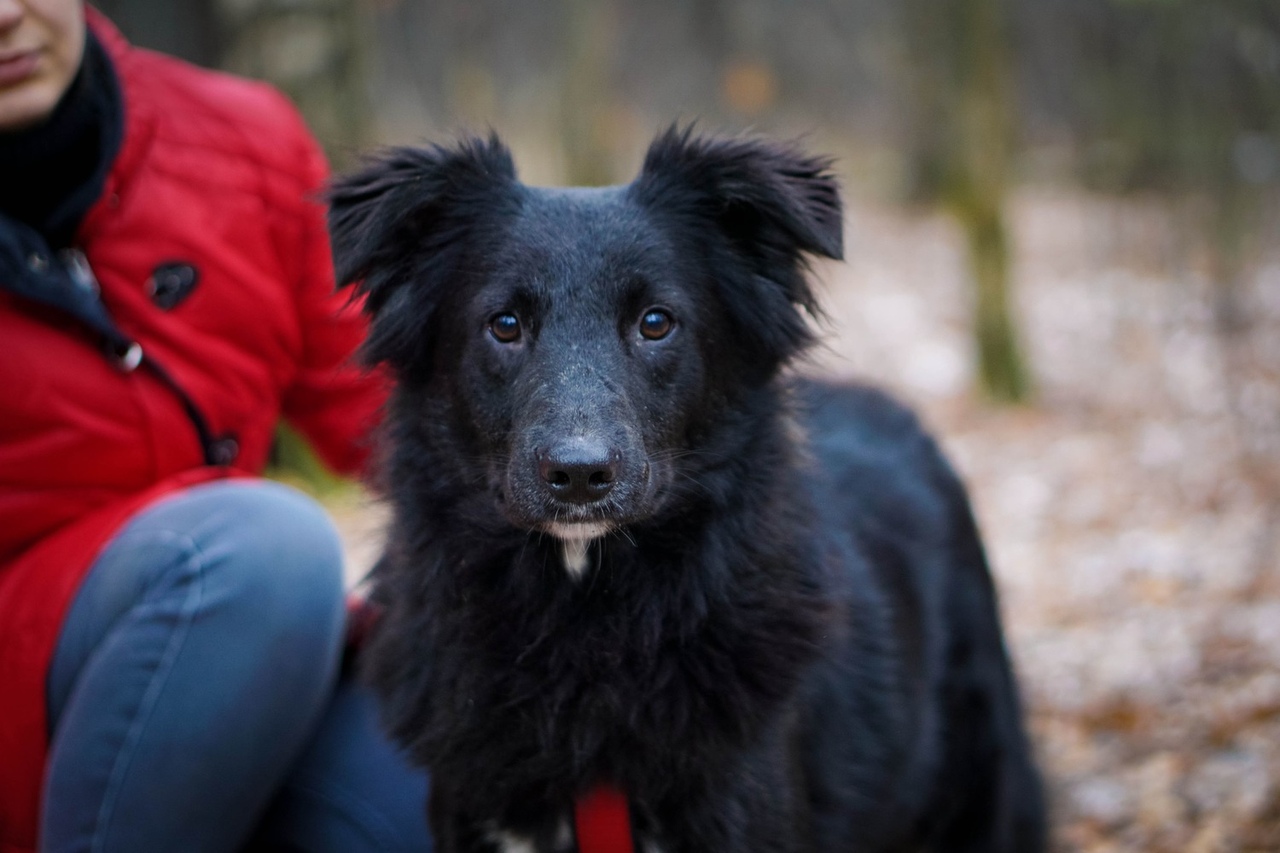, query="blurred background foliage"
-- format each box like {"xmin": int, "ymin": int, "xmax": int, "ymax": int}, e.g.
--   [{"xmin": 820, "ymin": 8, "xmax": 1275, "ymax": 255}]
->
[{"xmin": 93, "ymin": 0, "xmax": 1279, "ymax": 434}]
